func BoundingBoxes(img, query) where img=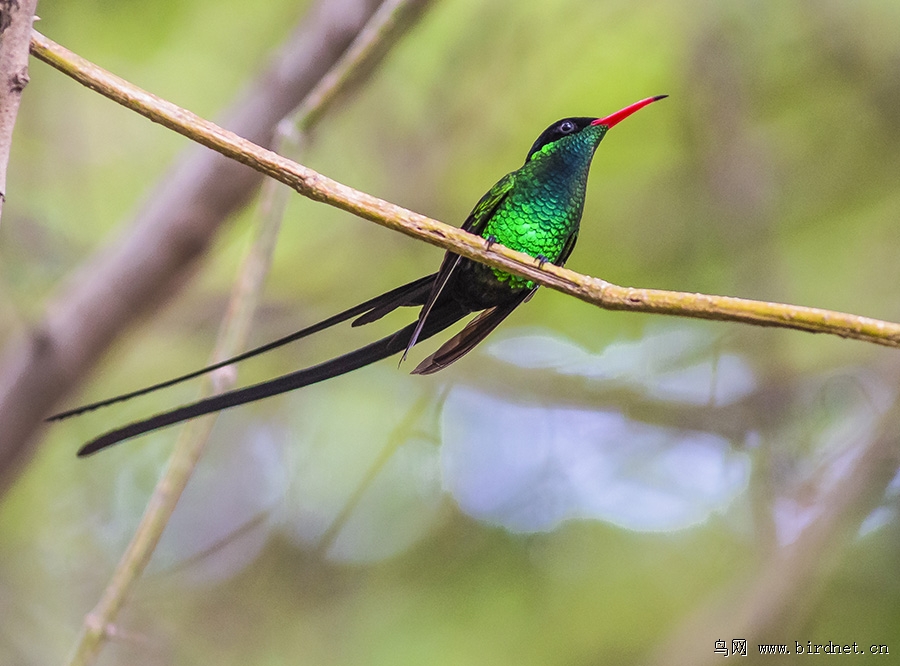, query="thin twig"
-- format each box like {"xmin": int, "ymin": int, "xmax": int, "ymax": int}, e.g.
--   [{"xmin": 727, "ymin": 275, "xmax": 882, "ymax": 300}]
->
[
  {"xmin": 295, "ymin": 0, "xmax": 431, "ymax": 129},
  {"xmin": 29, "ymin": 30, "xmax": 900, "ymax": 350},
  {"xmin": 63, "ymin": 1, "xmax": 434, "ymax": 664},
  {"xmin": 316, "ymin": 389, "xmax": 436, "ymax": 556},
  {"xmin": 64, "ymin": 174, "xmax": 287, "ymax": 666},
  {"xmin": 0, "ymin": 0, "xmax": 38, "ymax": 227}
]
